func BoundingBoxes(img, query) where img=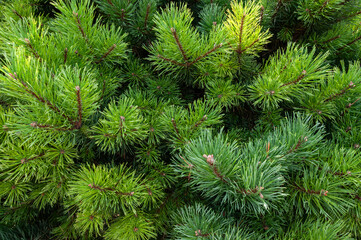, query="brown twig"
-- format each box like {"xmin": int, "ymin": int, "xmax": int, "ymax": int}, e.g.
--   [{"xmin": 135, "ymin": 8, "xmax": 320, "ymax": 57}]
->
[
  {"xmin": 9, "ymin": 73, "xmax": 74, "ymax": 124},
  {"xmin": 24, "ymin": 38, "xmax": 40, "ymax": 59},
  {"xmin": 73, "ymin": 12, "xmax": 88, "ymax": 43},
  {"xmin": 322, "ymin": 35, "xmax": 340, "ymax": 44},
  {"xmin": 318, "ymin": 0, "xmax": 330, "ymax": 14},
  {"xmin": 171, "ymin": 28, "xmax": 189, "ymax": 63},
  {"xmin": 75, "ymin": 86, "xmax": 82, "ymax": 129},
  {"xmin": 95, "ymin": 44, "xmax": 116, "ymax": 64},
  {"xmin": 88, "ymin": 183, "xmax": 134, "ymax": 196},
  {"xmin": 337, "ymin": 10, "xmax": 361, "ymax": 22},
  {"xmin": 157, "ymin": 54, "xmax": 186, "ymax": 67},
  {"xmin": 271, "ymin": 0, "xmax": 282, "ymax": 20},
  {"xmin": 191, "ymin": 115, "xmax": 207, "ymax": 130},
  {"xmin": 20, "ymin": 152, "xmax": 45, "ymax": 164},
  {"xmin": 30, "ymin": 122, "xmax": 75, "ymax": 131},
  {"xmin": 144, "ymin": 4, "xmax": 151, "ymax": 28},
  {"xmin": 12, "ymin": 10, "xmax": 23, "ymax": 20},
  {"xmin": 280, "ymin": 70, "xmax": 307, "ymax": 87},
  {"xmin": 64, "ymin": 48, "xmax": 68, "ymax": 64},
  {"xmin": 237, "ymin": 38, "xmax": 260, "ymax": 54},
  {"xmin": 294, "ymin": 184, "xmax": 328, "ymax": 196},
  {"xmin": 237, "ymin": 14, "xmax": 246, "ymax": 53},
  {"xmin": 203, "ymin": 154, "xmax": 228, "ymax": 183},
  {"xmin": 324, "ymin": 81, "xmax": 355, "ymax": 102},
  {"xmin": 187, "ymin": 43, "xmax": 223, "ymax": 66},
  {"xmin": 337, "ymin": 36, "xmax": 361, "ymax": 52},
  {"xmin": 195, "ymin": 230, "xmax": 210, "ymax": 237}
]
